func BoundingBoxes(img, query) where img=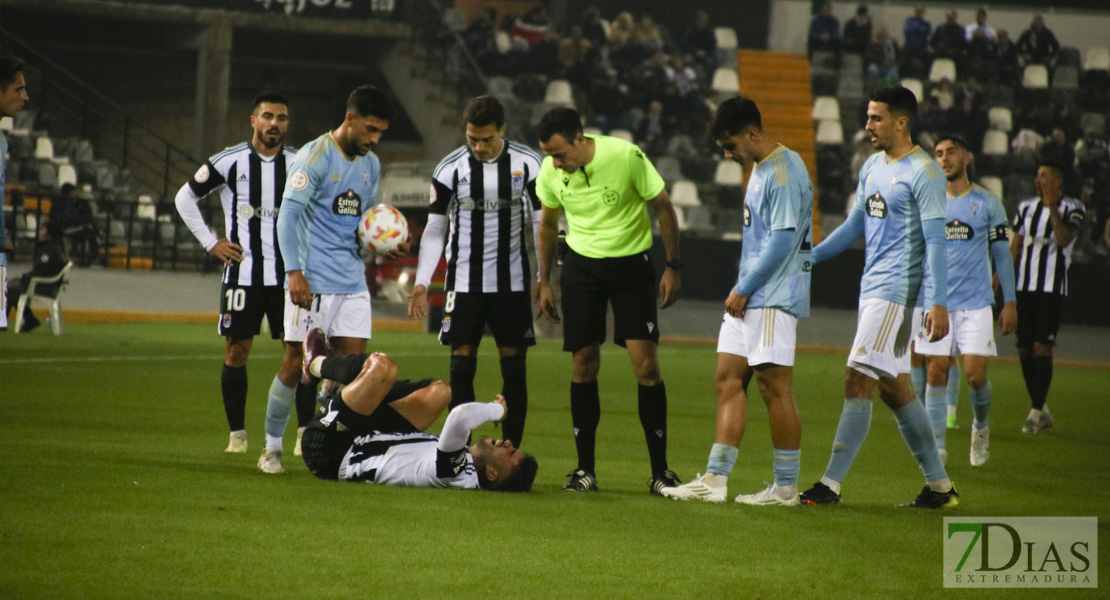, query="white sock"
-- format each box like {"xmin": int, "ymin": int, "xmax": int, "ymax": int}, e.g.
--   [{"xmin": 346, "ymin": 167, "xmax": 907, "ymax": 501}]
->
[
  {"xmin": 310, "ymin": 356, "xmax": 325, "ymax": 378},
  {"xmin": 1027, "ymin": 408, "xmax": 1042, "ymax": 421},
  {"xmin": 819, "ymin": 475, "xmax": 841, "ymax": 495},
  {"xmin": 701, "ymin": 472, "xmax": 727, "ymax": 487},
  {"xmin": 928, "ymin": 477, "xmax": 953, "ymax": 493},
  {"xmin": 265, "ymin": 434, "xmax": 283, "ymax": 453},
  {"xmin": 230, "ymin": 429, "xmax": 245, "ymax": 437},
  {"xmin": 775, "ymin": 484, "xmax": 798, "ymax": 499}
]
